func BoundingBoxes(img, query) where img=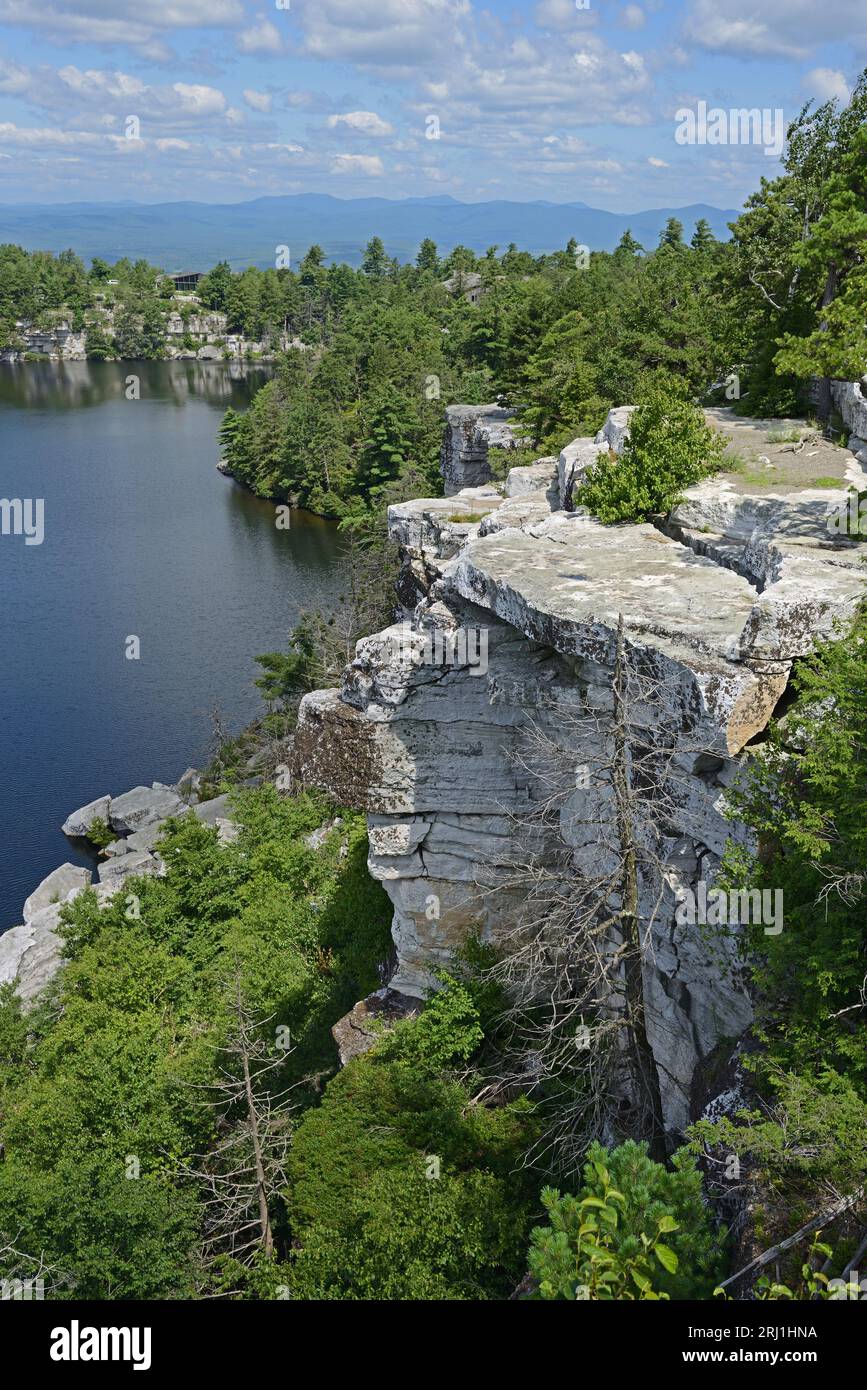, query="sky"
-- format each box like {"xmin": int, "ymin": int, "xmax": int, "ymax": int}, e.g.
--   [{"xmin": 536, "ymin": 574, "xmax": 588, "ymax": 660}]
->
[{"xmin": 0, "ymin": 0, "xmax": 862, "ymax": 210}]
